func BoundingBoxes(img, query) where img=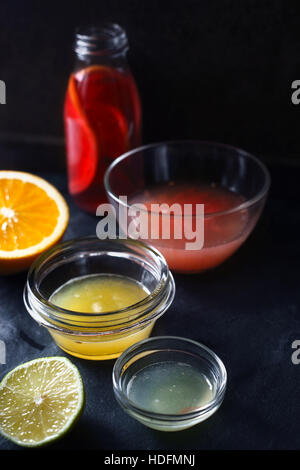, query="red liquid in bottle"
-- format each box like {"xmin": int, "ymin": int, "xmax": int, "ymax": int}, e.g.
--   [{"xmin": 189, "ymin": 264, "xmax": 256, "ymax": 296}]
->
[{"xmin": 64, "ymin": 65, "xmax": 141, "ymax": 213}]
